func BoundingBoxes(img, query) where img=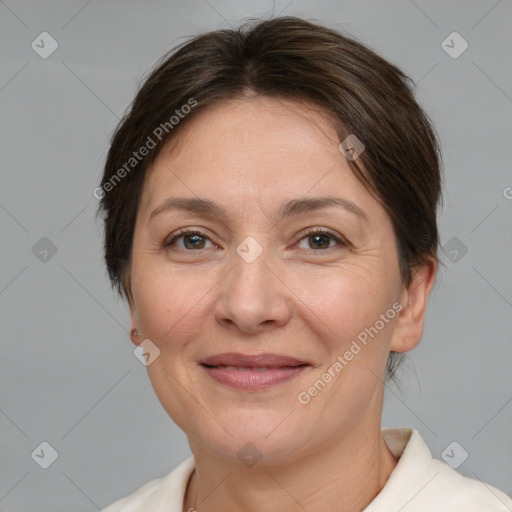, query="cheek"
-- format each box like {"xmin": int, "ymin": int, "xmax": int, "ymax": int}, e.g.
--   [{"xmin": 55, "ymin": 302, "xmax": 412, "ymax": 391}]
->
[
  {"xmin": 131, "ymin": 263, "xmax": 216, "ymax": 346},
  {"xmin": 299, "ymin": 266, "xmax": 399, "ymax": 348}
]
